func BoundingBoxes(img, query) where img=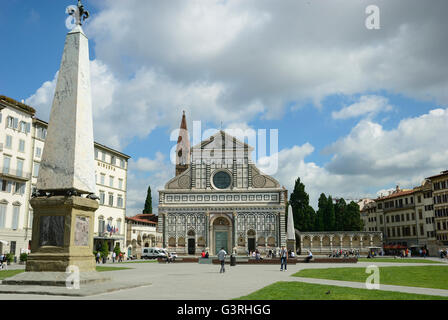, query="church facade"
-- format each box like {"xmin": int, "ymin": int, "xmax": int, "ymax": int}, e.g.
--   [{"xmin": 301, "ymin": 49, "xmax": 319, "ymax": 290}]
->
[{"xmin": 158, "ymin": 113, "xmax": 287, "ymax": 255}]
